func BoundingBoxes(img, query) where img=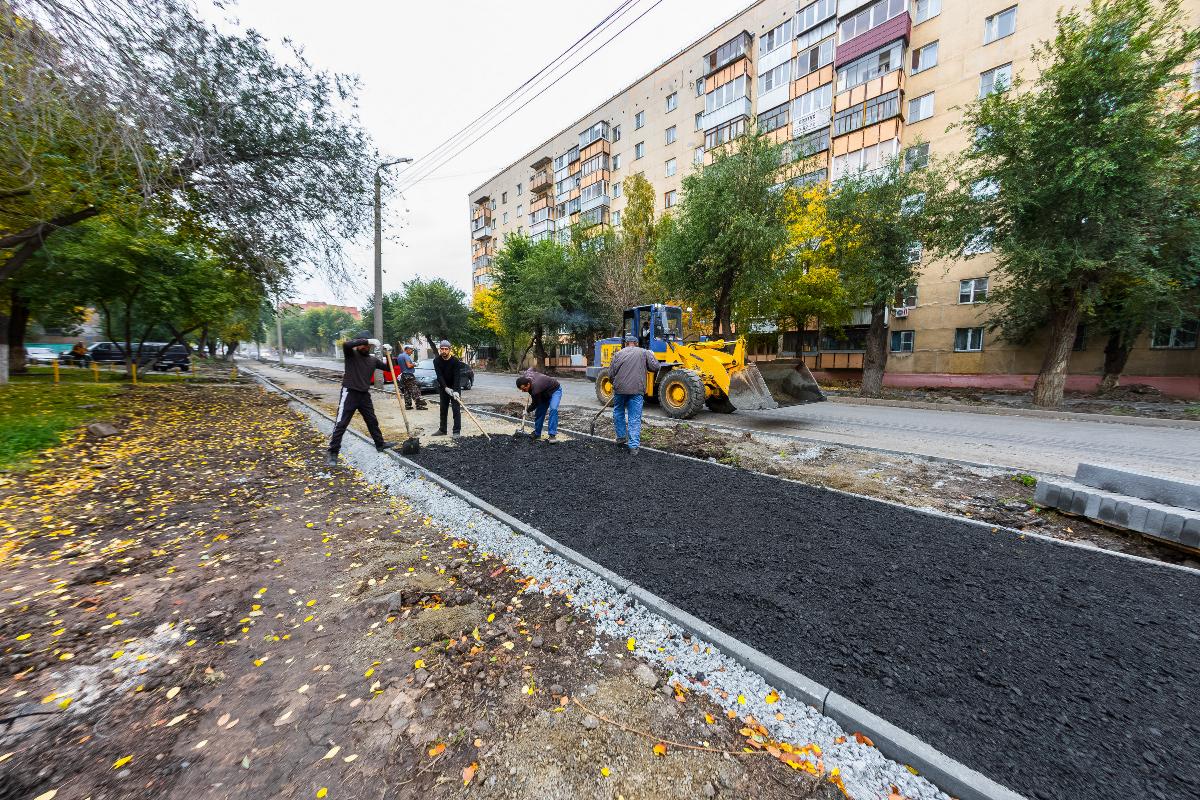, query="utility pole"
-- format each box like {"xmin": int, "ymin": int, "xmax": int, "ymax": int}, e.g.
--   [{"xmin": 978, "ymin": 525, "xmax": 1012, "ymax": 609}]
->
[
  {"xmin": 374, "ymin": 157, "xmax": 413, "ymax": 341},
  {"xmin": 276, "ymin": 300, "xmax": 285, "ymax": 365}
]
